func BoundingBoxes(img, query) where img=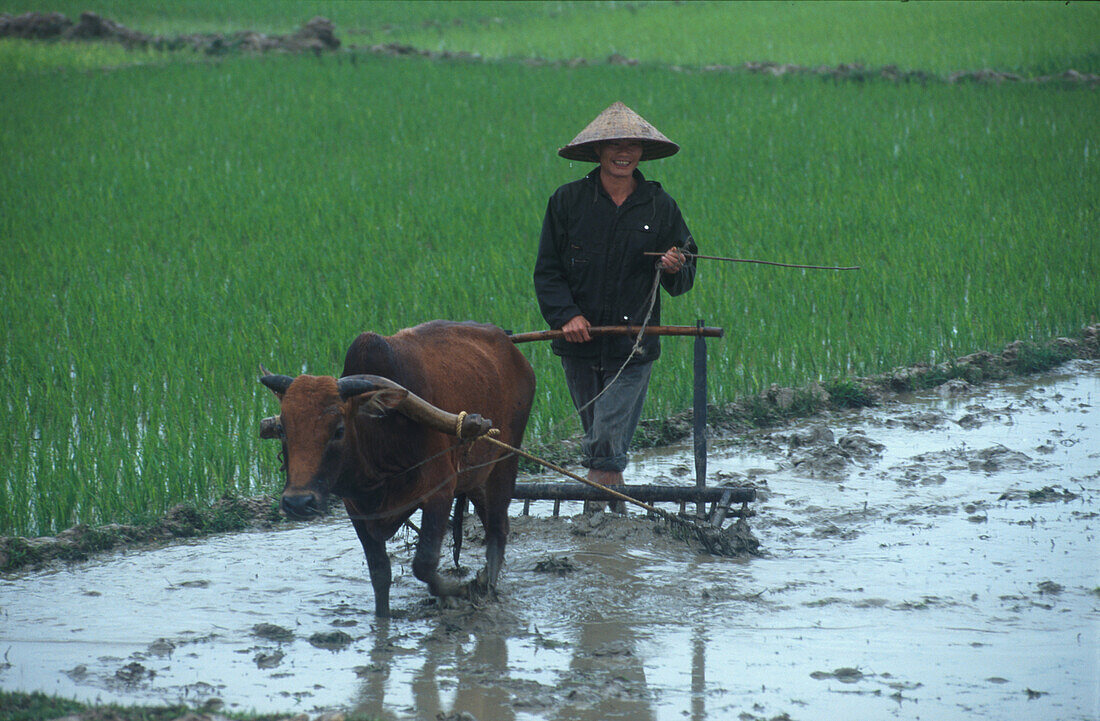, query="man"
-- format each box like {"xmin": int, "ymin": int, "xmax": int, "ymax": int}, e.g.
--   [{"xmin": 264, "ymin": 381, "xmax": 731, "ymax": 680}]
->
[{"xmin": 534, "ymin": 101, "xmax": 697, "ymax": 512}]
